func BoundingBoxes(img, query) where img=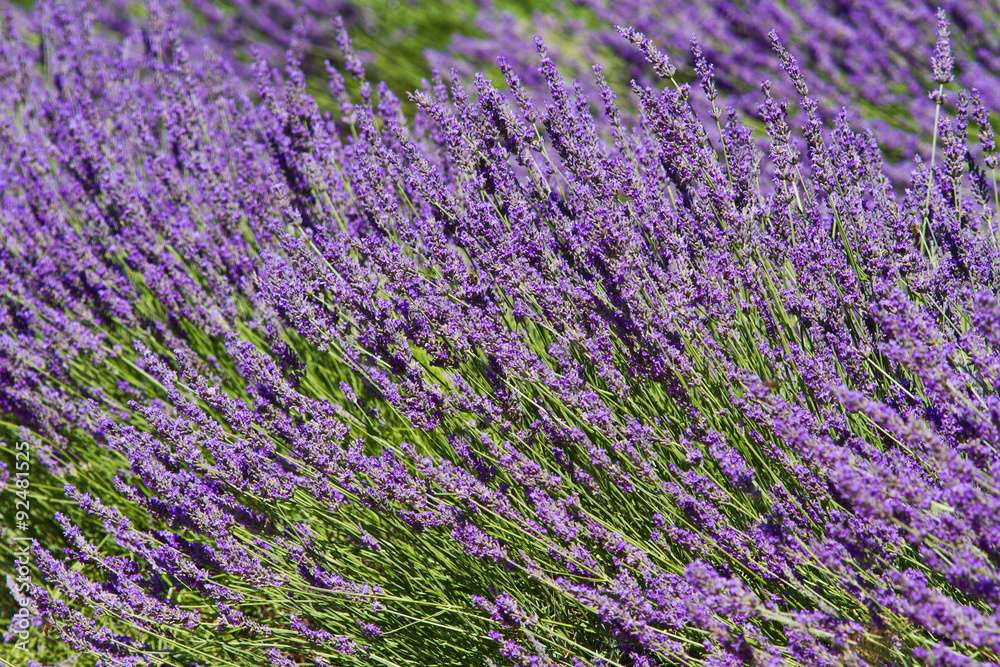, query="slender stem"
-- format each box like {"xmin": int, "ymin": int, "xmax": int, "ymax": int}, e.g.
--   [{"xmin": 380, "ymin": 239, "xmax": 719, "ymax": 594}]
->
[{"xmin": 921, "ymin": 85, "xmax": 943, "ymax": 263}]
